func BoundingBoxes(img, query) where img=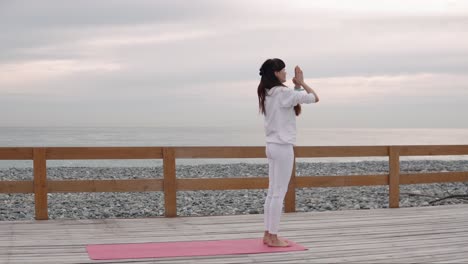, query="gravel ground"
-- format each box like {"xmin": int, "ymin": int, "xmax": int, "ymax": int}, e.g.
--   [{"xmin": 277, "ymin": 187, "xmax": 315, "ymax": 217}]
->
[{"xmin": 1, "ymin": 160, "xmax": 467, "ymax": 221}]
